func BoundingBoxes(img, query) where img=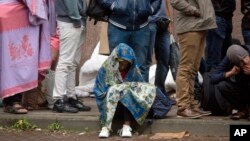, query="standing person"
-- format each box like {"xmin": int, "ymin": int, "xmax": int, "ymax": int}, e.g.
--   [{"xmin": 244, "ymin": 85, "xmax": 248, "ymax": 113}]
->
[
  {"xmin": 94, "ymin": 43, "xmax": 171, "ymax": 138},
  {"xmin": 205, "ymin": 0, "xmax": 236, "ymax": 71},
  {"xmin": 97, "ymin": 0, "xmax": 161, "ymax": 81},
  {"xmin": 52, "ymin": 0, "xmax": 91, "ymax": 113},
  {"xmin": 0, "ymin": 0, "xmax": 52, "ymax": 114},
  {"xmin": 171, "ymin": 0, "xmax": 217, "ymax": 118},
  {"xmin": 241, "ymin": 0, "xmax": 250, "ymax": 45},
  {"xmin": 147, "ymin": 0, "xmax": 176, "ymax": 96}
]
